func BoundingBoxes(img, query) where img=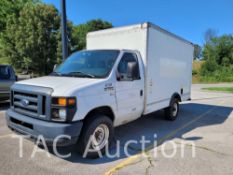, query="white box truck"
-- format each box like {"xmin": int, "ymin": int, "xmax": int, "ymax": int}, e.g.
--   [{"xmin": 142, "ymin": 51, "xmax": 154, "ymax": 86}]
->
[{"xmin": 6, "ymin": 22, "xmax": 194, "ymax": 157}]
